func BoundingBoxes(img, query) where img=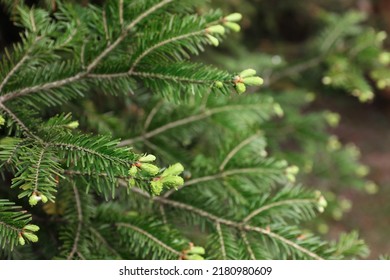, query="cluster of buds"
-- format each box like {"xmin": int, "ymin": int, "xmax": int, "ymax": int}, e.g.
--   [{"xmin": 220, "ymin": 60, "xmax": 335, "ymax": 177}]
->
[
  {"xmin": 129, "ymin": 154, "xmax": 159, "ymax": 177},
  {"xmin": 232, "ymin": 69, "xmax": 264, "ymax": 95},
  {"xmin": 181, "ymin": 242, "xmax": 205, "ymax": 260},
  {"xmin": 314, "ymin": 191, "xmax": 328, "ymax": 213},
  {"xmin": 285, "ymin": 165, "xmax": 299, "ymax": 183},
  {"xmin": 18, "ymin": 224, "xmax": 40, "ymax": 246},
  {"xmin": 150, "ymin": 163, "xmax": 184, "ymax": 195},
  {"xmin": 29, "ymin": 192, "xmax": 48, "ymax": 206},
  {"xmin": 205, "ymin": 13, "xmax": 242, "ymax": 47}
]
